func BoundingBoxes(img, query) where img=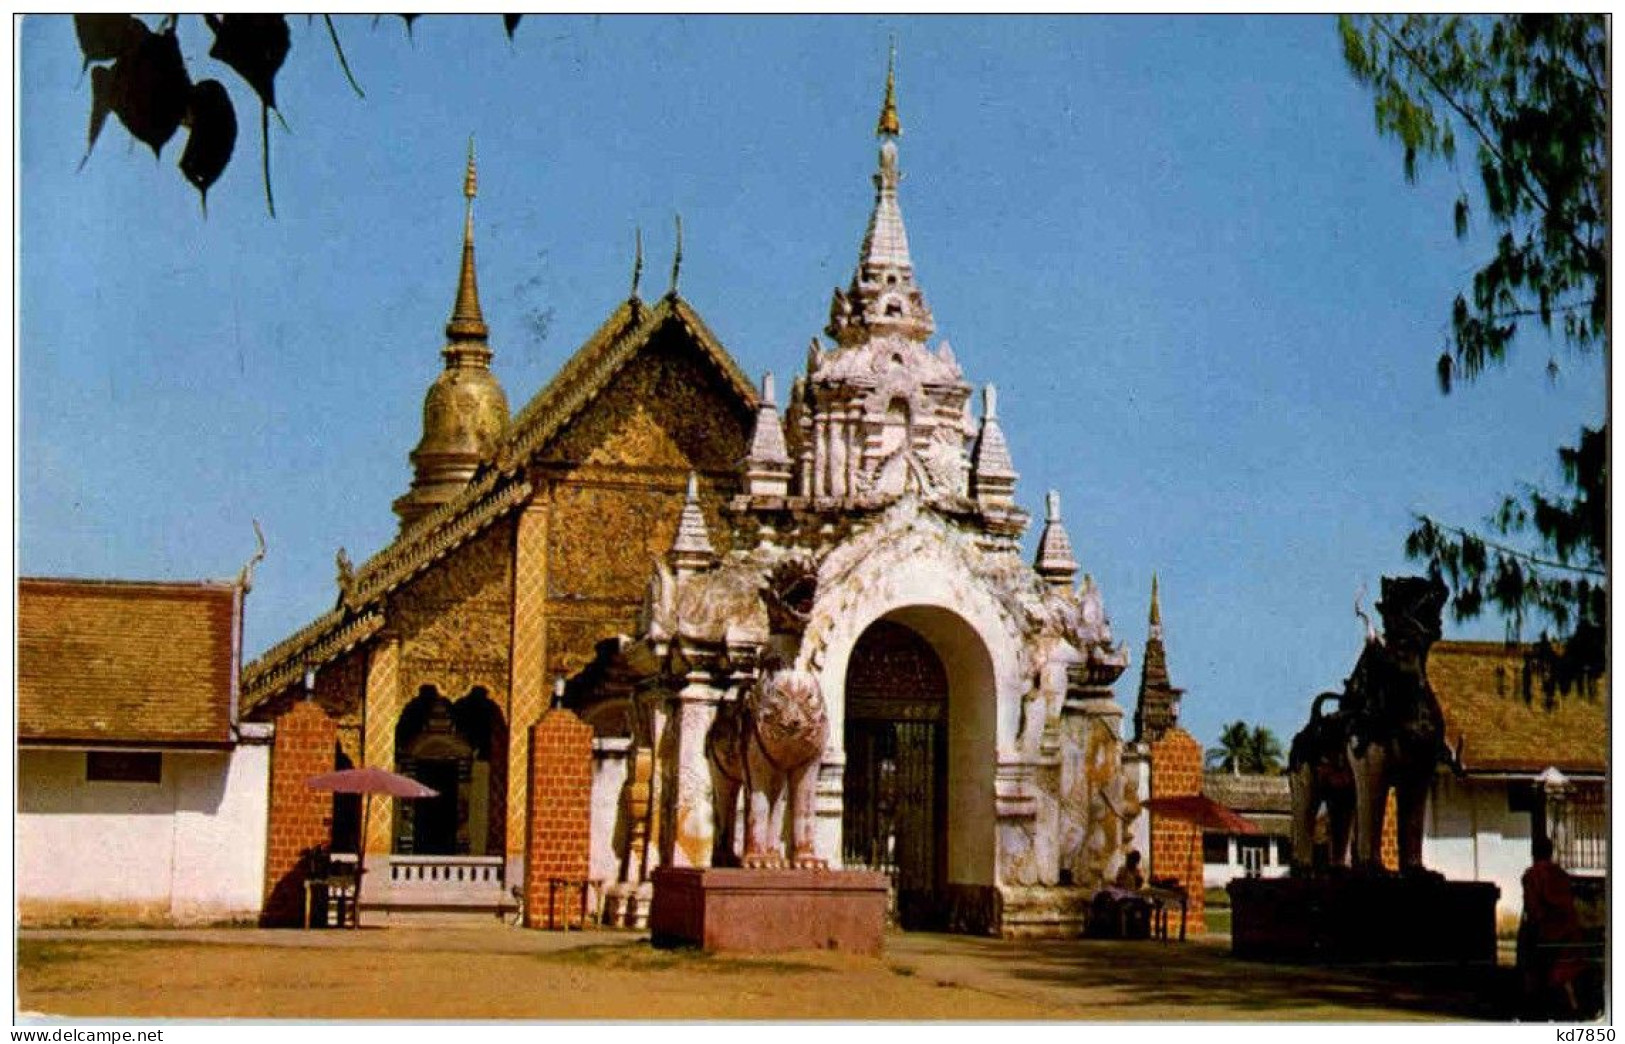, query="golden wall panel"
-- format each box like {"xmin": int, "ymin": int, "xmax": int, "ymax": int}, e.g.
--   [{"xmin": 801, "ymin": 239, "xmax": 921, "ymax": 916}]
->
[{"xmin": 390, "ymin": 519, "xmax": 515, "ymax": 709}]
